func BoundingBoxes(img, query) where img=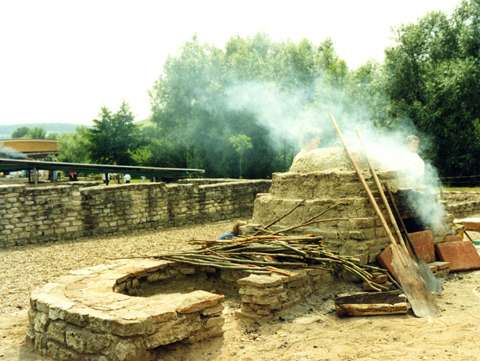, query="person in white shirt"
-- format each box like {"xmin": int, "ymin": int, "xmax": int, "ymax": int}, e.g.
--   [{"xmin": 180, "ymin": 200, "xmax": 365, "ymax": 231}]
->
[{"xmin": 404, "ymin": 135, "xmax": 425, "ymax": 186}]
